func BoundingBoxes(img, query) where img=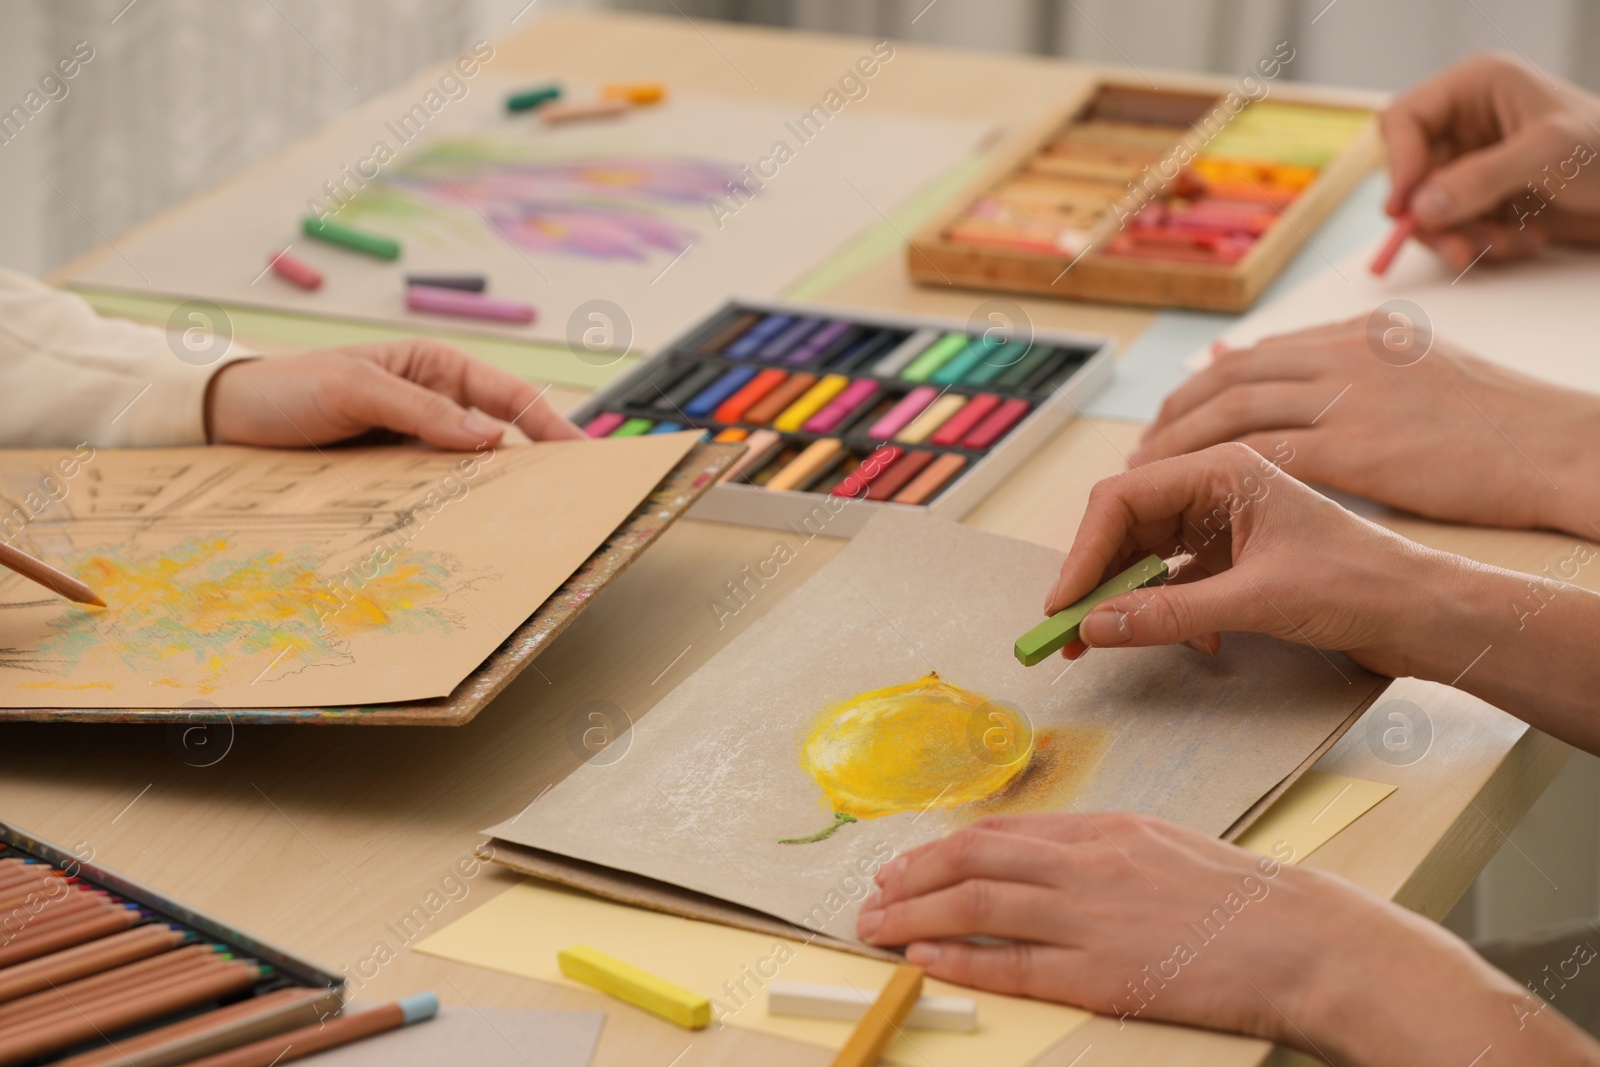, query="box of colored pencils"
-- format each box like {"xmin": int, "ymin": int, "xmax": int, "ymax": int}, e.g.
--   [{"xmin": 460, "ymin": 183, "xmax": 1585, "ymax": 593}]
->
[
  {"xmin": 572, "ymin": 298, "xmax": 1115, "ymax": 536},
  {"xmin": 0, "ymin": 823, "xmax": 340, "ymax": 1066},
  {"xmin": 908, "ymin": 81, "xmax": 1383, "ymax": 311}
]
